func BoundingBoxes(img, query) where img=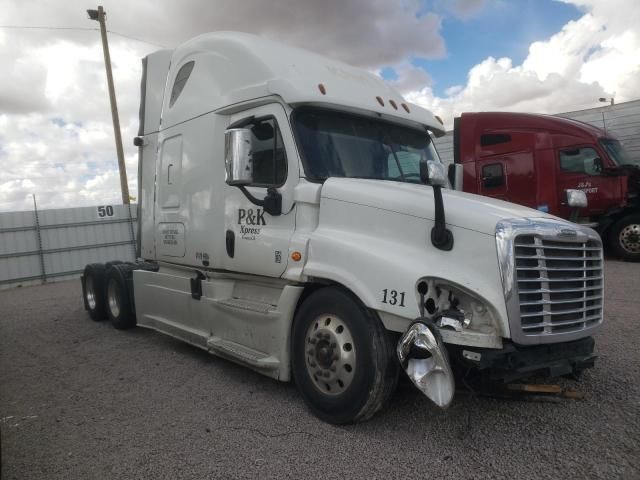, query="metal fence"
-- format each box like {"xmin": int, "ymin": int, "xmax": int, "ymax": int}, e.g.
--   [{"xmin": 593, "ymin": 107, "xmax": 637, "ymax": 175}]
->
[
  {"xmin": 433, "ymin": 99, "xmax": 640, "ymax": 164},
  {"xmin": 0, "ymin": 204, "xmax": 137, "ymax": 290}
]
